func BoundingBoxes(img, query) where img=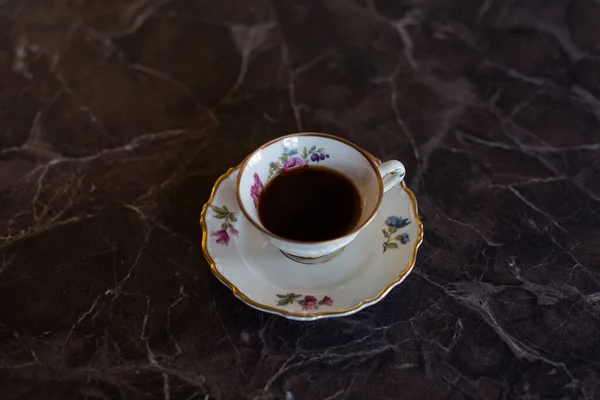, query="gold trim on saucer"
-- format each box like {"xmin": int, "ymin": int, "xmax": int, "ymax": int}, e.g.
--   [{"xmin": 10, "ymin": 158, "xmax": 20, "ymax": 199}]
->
[{"xmin": 200, "ymin": 158, "xmax": 424, "ymax": 319}]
